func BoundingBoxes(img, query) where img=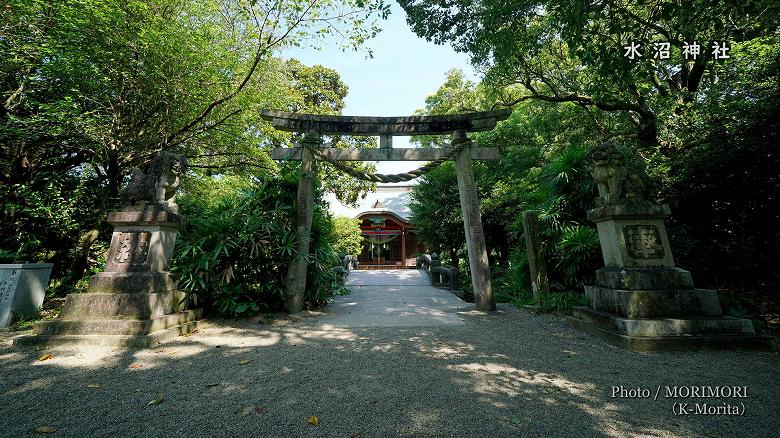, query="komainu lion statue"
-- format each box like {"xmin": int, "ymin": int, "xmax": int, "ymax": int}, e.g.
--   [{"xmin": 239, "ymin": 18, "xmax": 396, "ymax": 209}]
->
[
  {"xmin": 416, "ymin": 253, "xmax": 432, "ymax": 270},
  {"xmin": 123, "ymin": 151, "xmax": 188, "ymax": 213},
  {"xmin": 587, "ymin": 141, "xmax": 651, "ymax": 205}
]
